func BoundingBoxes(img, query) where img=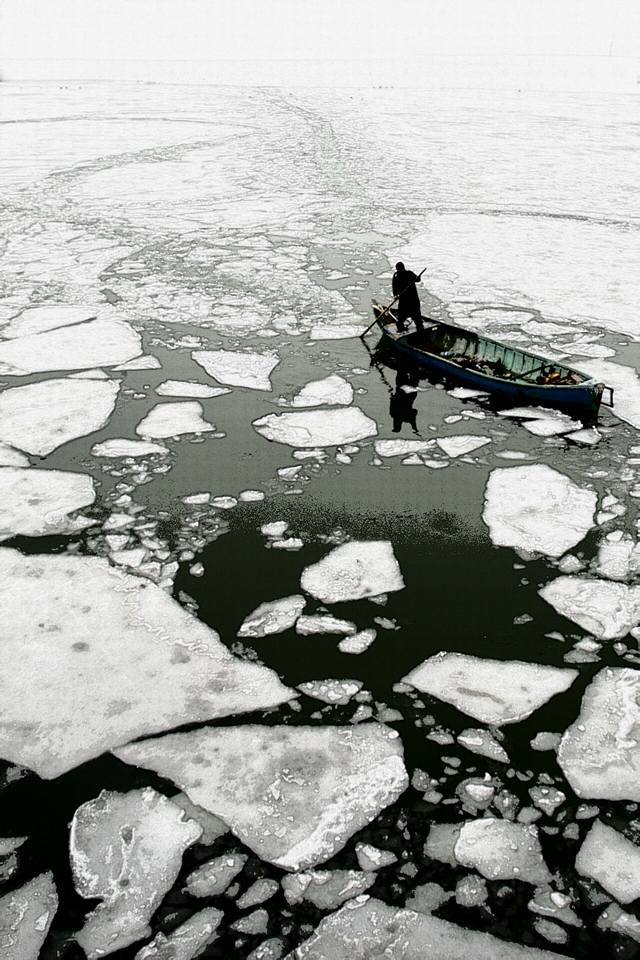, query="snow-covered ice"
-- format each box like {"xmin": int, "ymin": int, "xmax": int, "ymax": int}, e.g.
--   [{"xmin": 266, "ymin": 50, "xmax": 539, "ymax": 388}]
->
[
  {"xmin": 403, "ymin": 652, "xmax": 577, "ymax": 725},
  {"xmin": 290, "ymin": 375, "xmax": 353, "ymax": 407},
  {"xmin": 0, "ymin": 872, "xmax": 57, "ymax": 960},
  {"xmin": 281, "ymin": 870, "xmax": 375, "ymax": 909},
  {"xmin": 0, "ymin": 377, "xmax": 119, "ymax": 456},
  {"xmin": 192, "ymin": 349, "xmax": 279, "ymax": 390},
  {"xmin": 184, "ymin": 853, "xmax": 247, "ymax": 898},
  {"xmin": 558, "ymin": 667, "xmax": 640, "ymax": 800},
  {"xmin": 237, "ymin": 595, "xmax": 306, "ymax": 637},
  {"xmin": 91, "ymin": 438, "xmax": 168, "ymax": 458},
  {"xmin": 136, "ymin": 402, "xmax": 214, "ymax": 439},
  {"xmin": 483, "ymin": 465, "xmax": 597, "ymax": 558},
  {"xmin": 436, "ymin": 436, "xmax": 491, "ymax": 457},
  {"xmin": 0, "ymin": 315, "xmax": 141, "ymax": 375},
  {"xmin": 296, "ymin": 615, "xmax": 356, "ymax": 636},
  {"xmin": 71, "ymin": 788, "xmax": 201, "ymax": 957},
  {"xmin": 156, "ymin": 379, "xmax": 230, "ymax": 399},
  {"xmin": 114, "ymin": 724, "xmax": 408, "ymax": 871},
  {"xmin": 134, "ymin": 908, "xmax": 222, "ymax": 960},
  {"xmin": 253, "ymin": 408, "xmax": 377, "ymax": 448},
  {"xmin": 539, "ymin": 576, "xmax": 640, "ymax": 639},
  {"xmin": 0, "ymin": 548, "xmax": 293, "ymax": 777},
  {"xmin": 0, "ymin": 466, "xmax": 96, "ymax": 540},
  {"xmin": 301, "ymin": 541, "xmax": 404, "ymax": 603},
  {"xmin": 575, "ymin": 819, "xmax": 640, "ymax": 903}
]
